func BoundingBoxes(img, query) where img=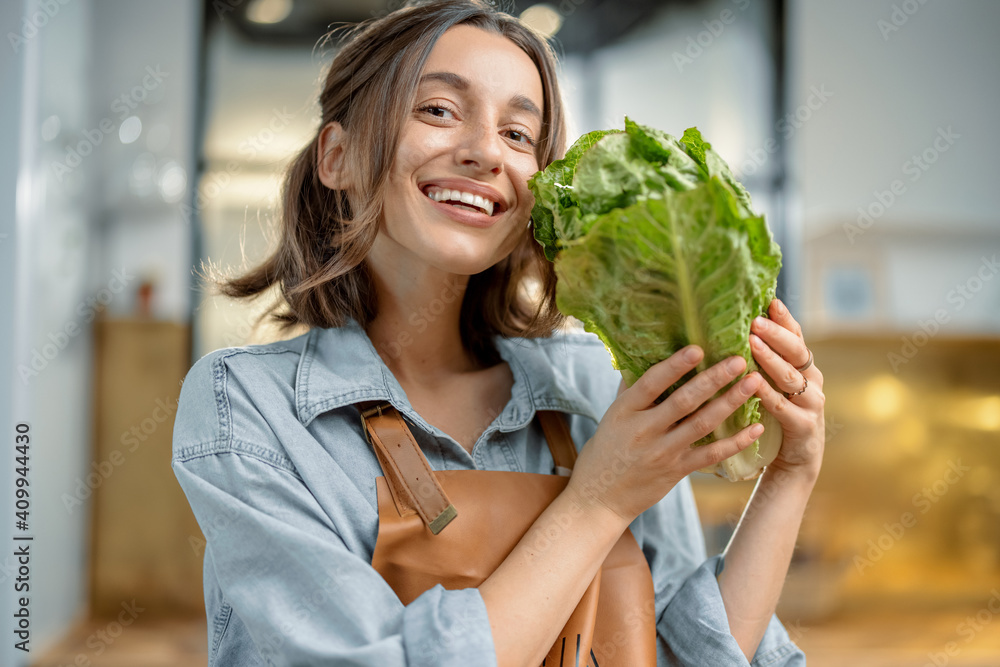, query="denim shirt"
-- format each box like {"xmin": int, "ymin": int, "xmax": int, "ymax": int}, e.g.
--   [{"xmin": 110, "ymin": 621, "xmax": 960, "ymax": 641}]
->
[{"xmin": 171, "ymin": 317, "xmax": 805, "ymax": 666}]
